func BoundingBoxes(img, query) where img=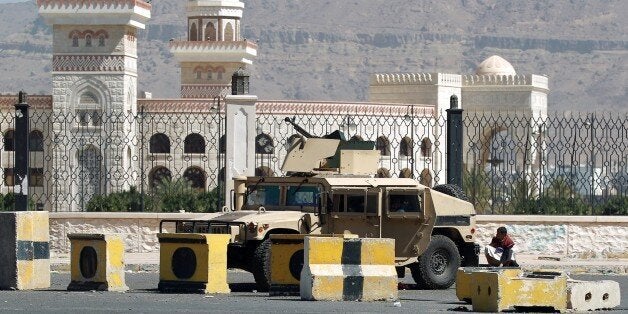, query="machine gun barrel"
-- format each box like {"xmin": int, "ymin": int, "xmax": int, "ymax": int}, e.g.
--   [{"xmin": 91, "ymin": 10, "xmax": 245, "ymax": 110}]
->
[{"xmin": 284, "ymin": 117, "xmax": 315, "ymax": 138}]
